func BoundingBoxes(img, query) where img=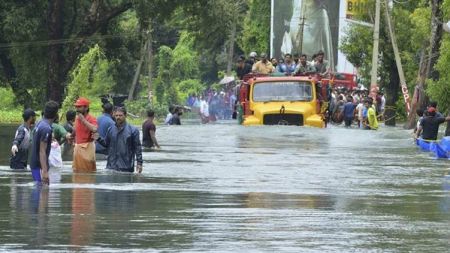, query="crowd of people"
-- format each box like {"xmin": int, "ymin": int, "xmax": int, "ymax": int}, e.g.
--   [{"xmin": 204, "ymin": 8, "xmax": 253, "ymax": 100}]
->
[
  {"xmin": 182, "ymin": 89, "xmax": 237, "ymax": 124},
  {"xmin": 326, "ymin": 88, "xmax": 450, "ymax": 139},
  {"xmin": 9, "ymin": 97, "xmax": 161, "ymax": 185},
  {"xmin": 326, "ymin": 88, "xmax": 385, "ymax": 130},
  {"xmin": 236, "ymin": 50, "xmax": 330, "ymax": 79}
]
